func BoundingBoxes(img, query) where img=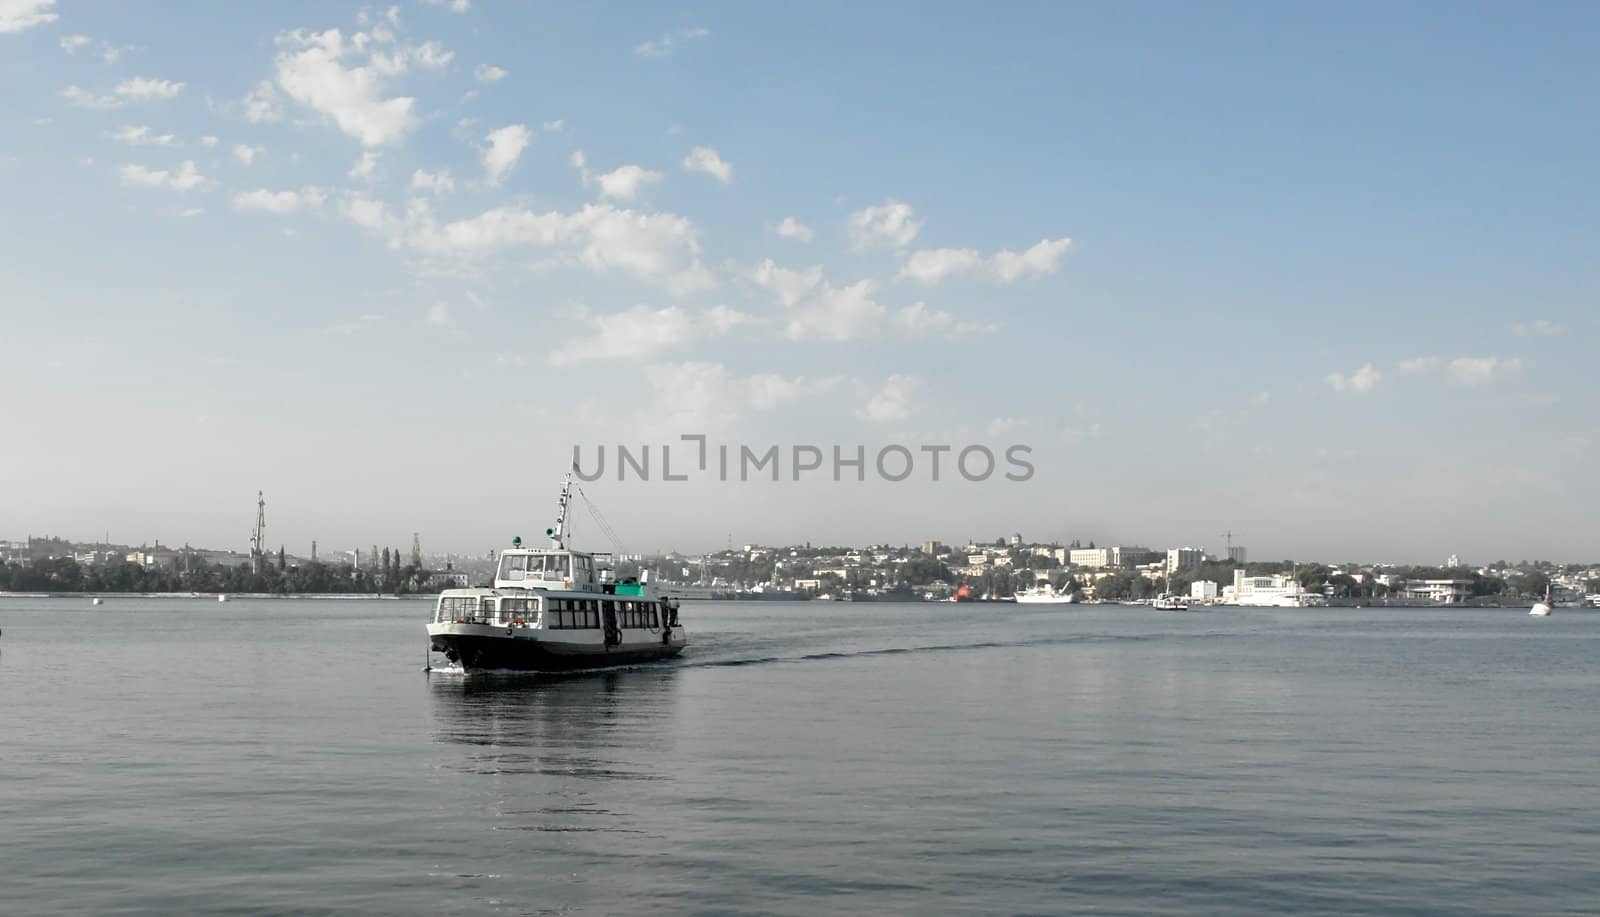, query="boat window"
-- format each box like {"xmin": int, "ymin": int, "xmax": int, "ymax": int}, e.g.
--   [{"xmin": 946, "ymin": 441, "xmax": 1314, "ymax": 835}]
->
[
  {"xmin": 502, "ymin": 597, "xmax": 537, "ymax": 624},
  {"xmin": 498, "ymin": 554, "xmax": 528, "ymax": 581},
  {"xmin": 541, "ymin": 554, "xmax": 571, "ymax": 580},
  {"xmin": 545, "ymin": 597, "xmax": 599, "ymax": 629},
  {"xmin": 615, "ymin": 601, "xmax": 658, "ymax": 629},
  {"xmin": 438, "ymin": 595, "xmax": 479, "ymax": 622}
]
